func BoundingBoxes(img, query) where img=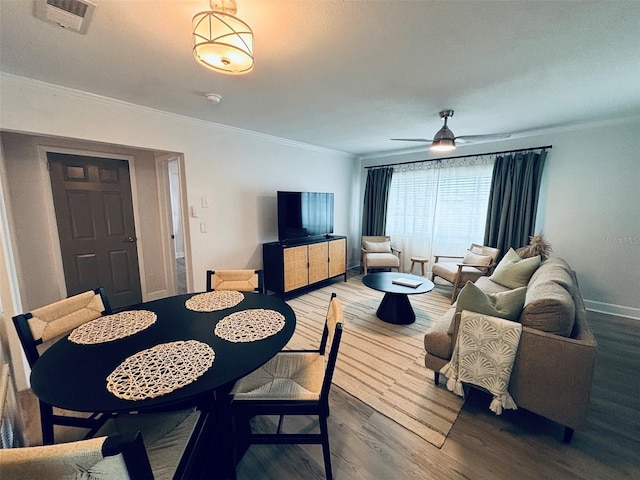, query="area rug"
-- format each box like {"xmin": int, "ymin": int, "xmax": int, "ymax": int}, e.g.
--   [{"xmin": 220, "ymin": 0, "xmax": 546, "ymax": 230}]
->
[{"xmin": 285, "ymin": 274, "xmax": 464, "ymax": 448}]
